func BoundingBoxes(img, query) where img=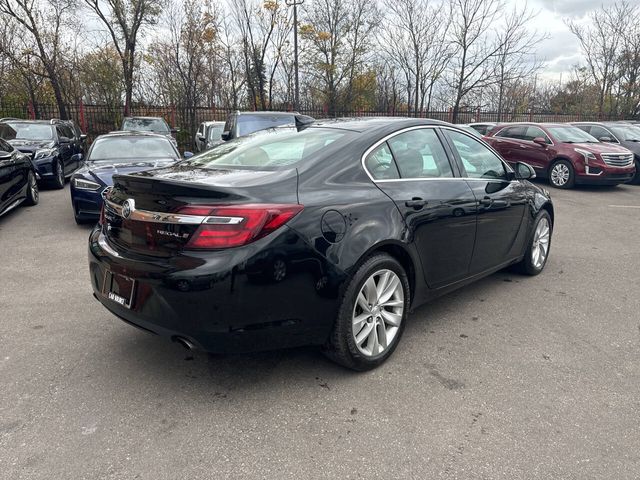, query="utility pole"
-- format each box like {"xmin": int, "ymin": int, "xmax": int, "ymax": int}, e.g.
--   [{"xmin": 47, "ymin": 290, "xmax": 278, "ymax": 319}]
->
[{"xmin": 286, "ymin": 0, "xmax": 304, "ymax": 111}]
